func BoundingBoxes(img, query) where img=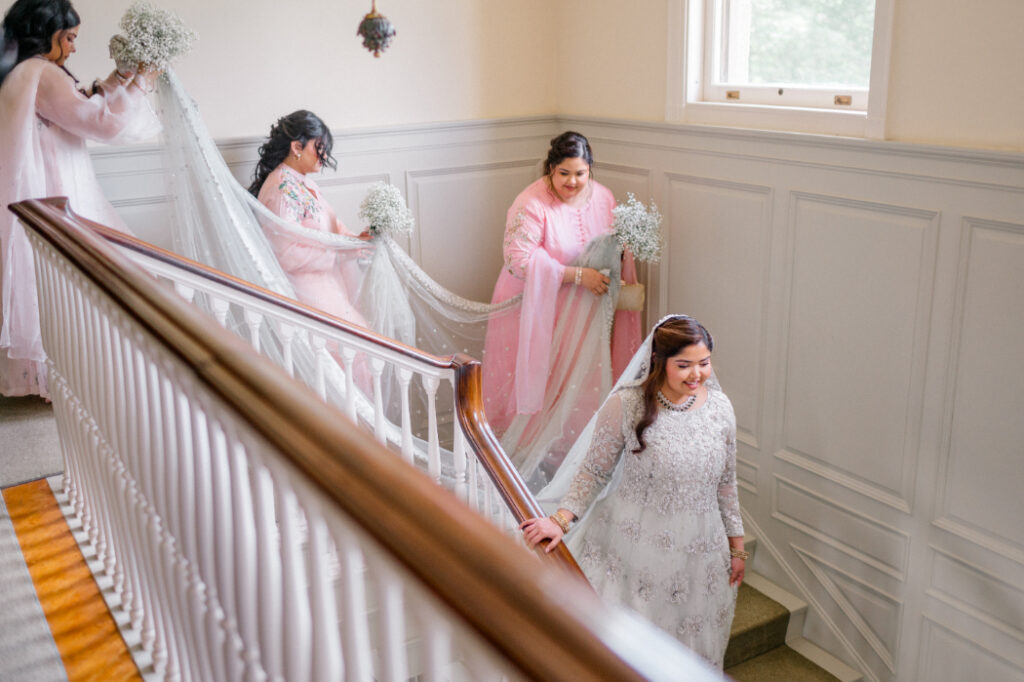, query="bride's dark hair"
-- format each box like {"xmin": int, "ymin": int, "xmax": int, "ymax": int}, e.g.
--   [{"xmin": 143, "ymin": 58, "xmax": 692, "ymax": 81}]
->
[
  {"xmin": 248, "ymin": 110, "xmax": 338, "ymax": 196},
  {"xmin": 0, "ymin": 0, "xmax": 80, "ymax": 86},
  {"xmin": 543, "ymin": 131, "xmax": 594, "ymax": 176},
  {"xmin": 633, "ymin": 316, "xmax": 714, "ymax": 454}
]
